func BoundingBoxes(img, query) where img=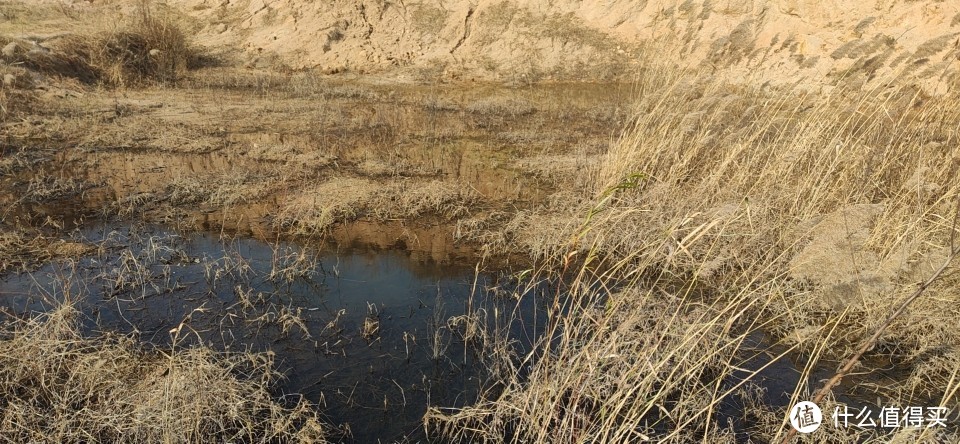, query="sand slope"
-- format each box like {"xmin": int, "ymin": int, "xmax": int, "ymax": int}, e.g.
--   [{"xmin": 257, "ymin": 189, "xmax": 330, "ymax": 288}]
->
[{"xmin": 169, "ymin": 0, "xmax": 959, "ymax": 89}]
